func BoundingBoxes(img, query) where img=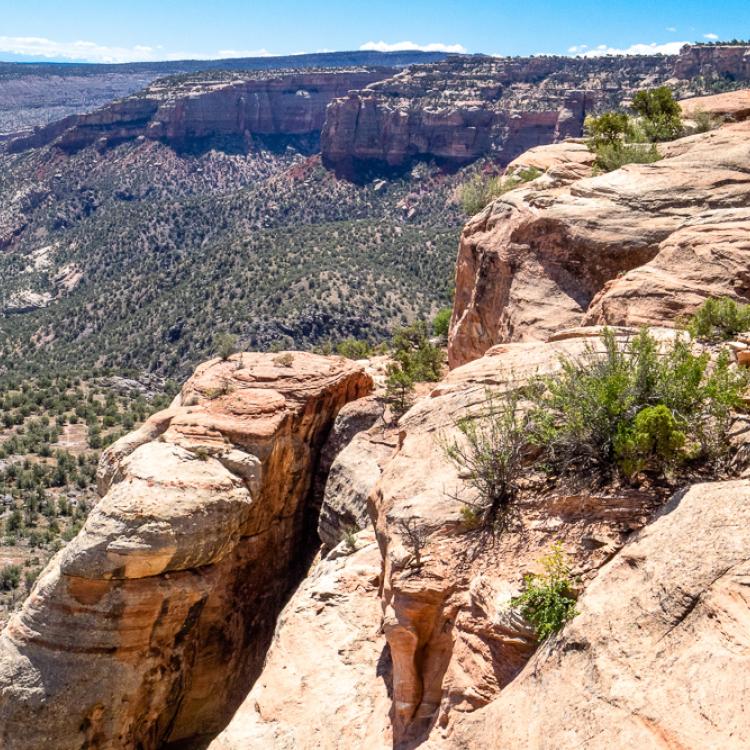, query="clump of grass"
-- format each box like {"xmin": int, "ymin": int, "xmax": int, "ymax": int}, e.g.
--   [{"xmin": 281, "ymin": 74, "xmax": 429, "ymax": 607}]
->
[
  {"xmin": 686, "ymin": 296, "xmax": 750, "ymax": 343},
  {"xmin": 458, "ymin": 167, "xmax": 542, "ymax": 216}
]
